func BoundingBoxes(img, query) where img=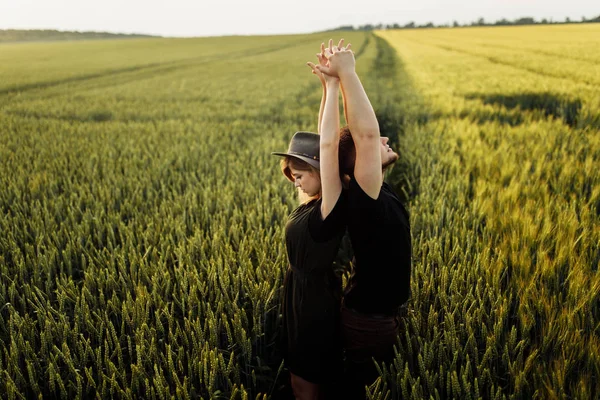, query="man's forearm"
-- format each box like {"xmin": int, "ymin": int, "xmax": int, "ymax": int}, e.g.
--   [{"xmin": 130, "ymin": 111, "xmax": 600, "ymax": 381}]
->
[
  {"xmin": 340, "ymin": 82, "xmax": 348, "ymax": 126},
  {"xmin": 339, "ymin": 71, "xmax": 379, "ymax": 138}
]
